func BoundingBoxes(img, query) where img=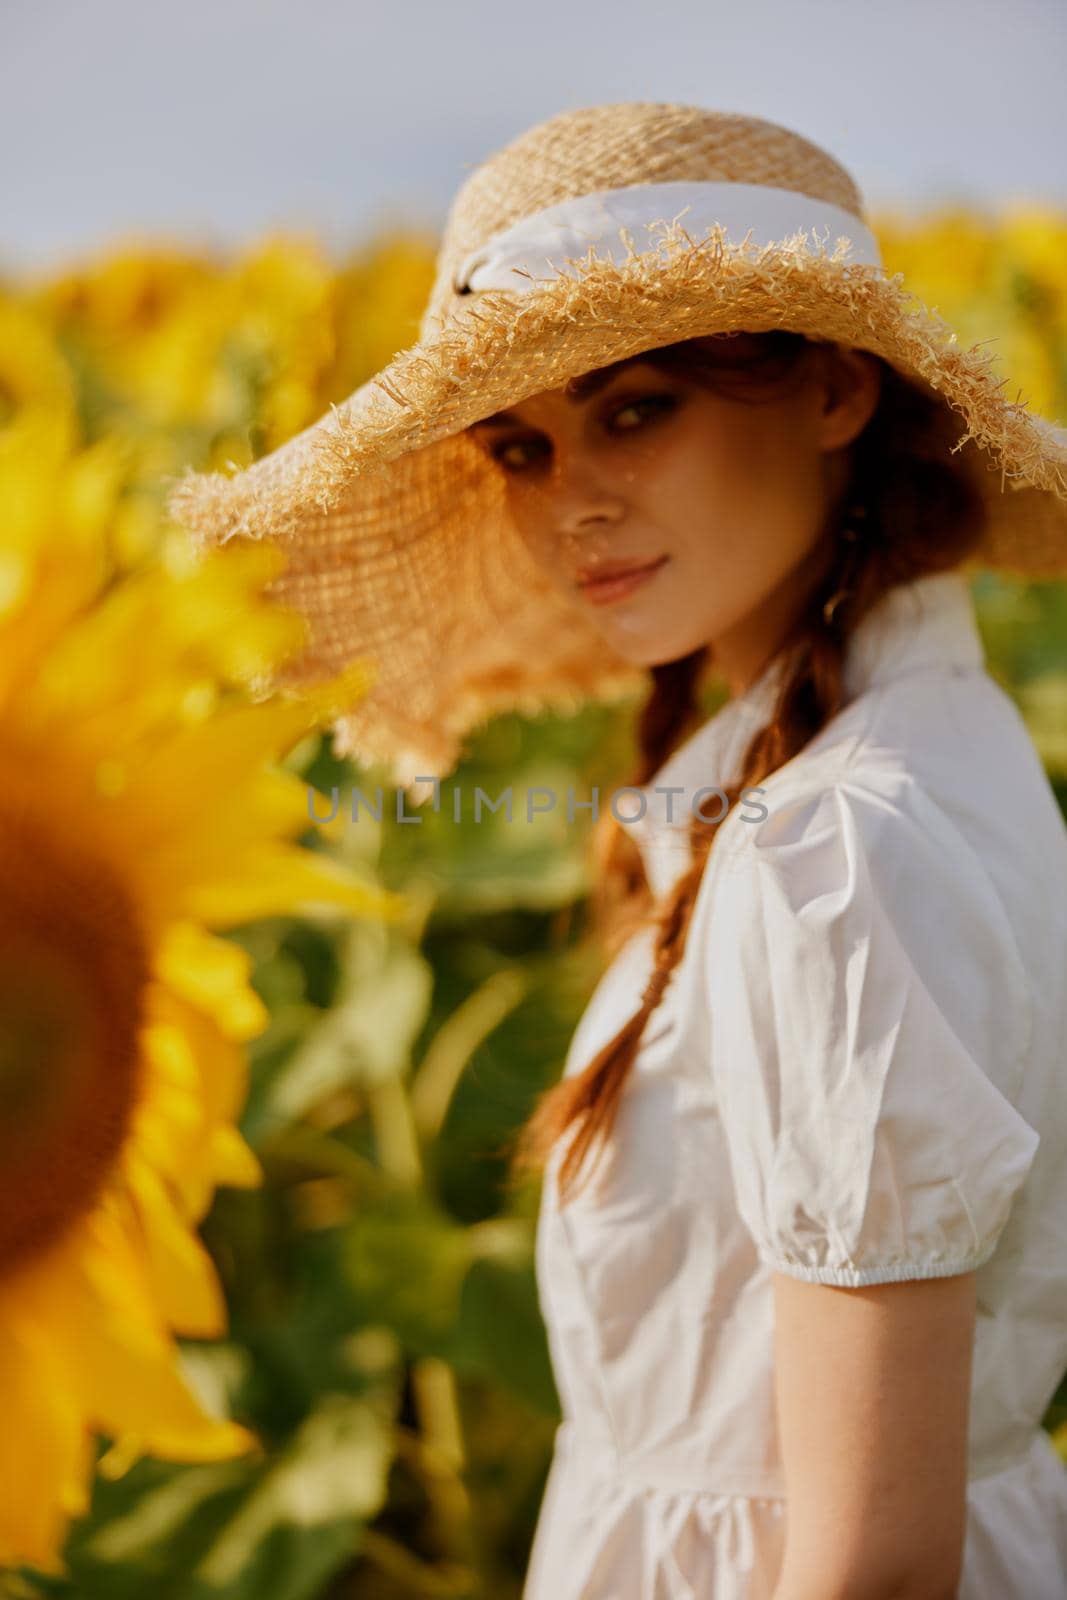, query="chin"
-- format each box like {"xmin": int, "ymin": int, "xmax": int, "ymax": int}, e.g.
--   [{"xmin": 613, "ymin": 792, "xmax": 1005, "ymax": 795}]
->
[{"xmin": 599, "ymin": 634, "xmax": 689, "ymax": 669}]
